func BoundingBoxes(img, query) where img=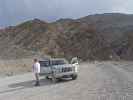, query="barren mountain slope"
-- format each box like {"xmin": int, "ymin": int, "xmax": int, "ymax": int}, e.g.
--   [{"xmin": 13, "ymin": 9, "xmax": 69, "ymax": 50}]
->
[{"xmin": 0, "ymin": 13, "xmax": 133, "ymax": 60}]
